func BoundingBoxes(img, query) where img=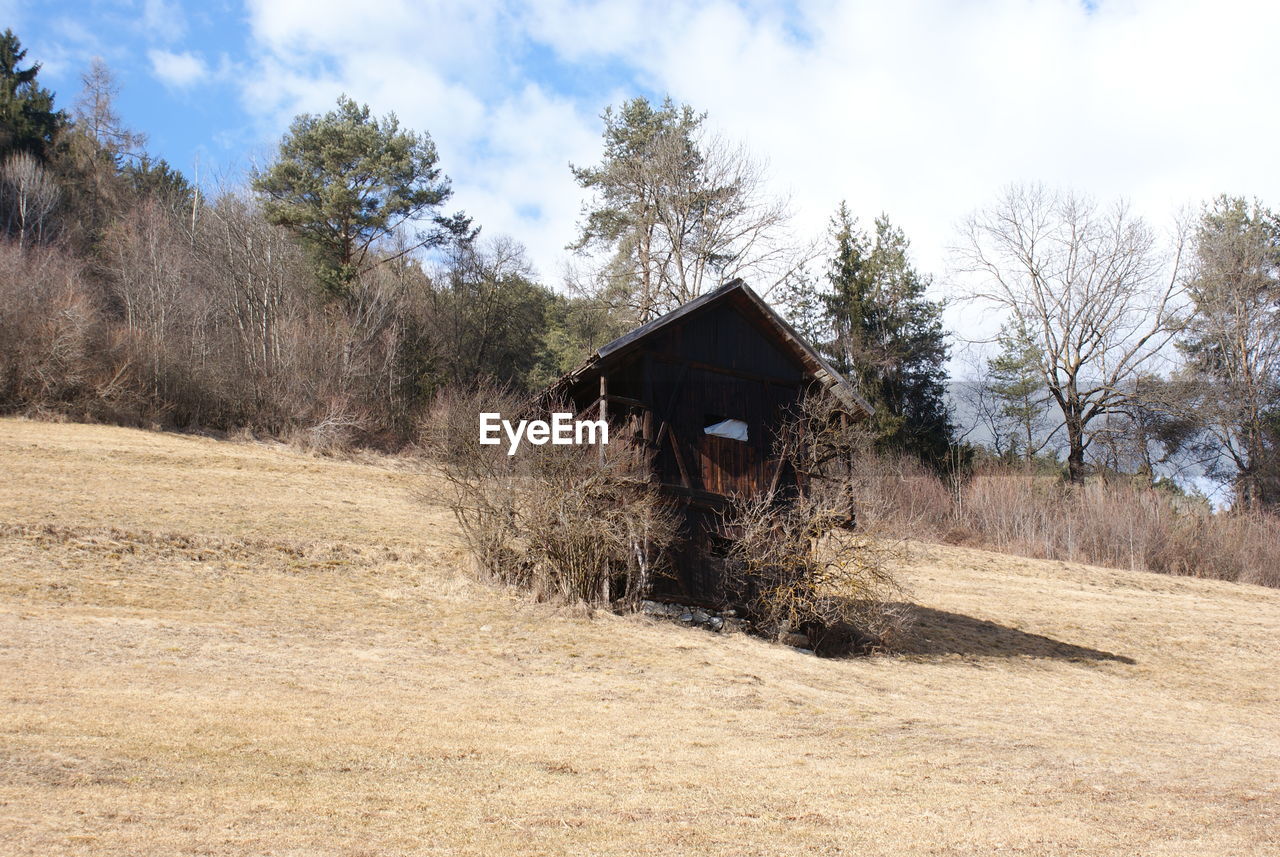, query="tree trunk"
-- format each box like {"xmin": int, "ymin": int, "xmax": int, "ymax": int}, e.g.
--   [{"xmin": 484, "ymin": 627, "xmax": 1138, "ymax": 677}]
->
[{"xmin": 1065, "ymin": 418, "xmax": 1086, "ymax": 484}]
